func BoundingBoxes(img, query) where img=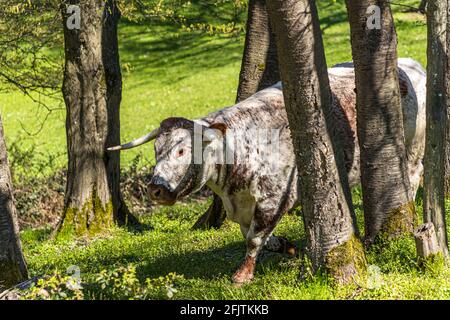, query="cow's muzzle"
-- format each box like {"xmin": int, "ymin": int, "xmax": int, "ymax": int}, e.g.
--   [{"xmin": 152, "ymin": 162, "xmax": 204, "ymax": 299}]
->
[{"xmin": 148, "ymin": 184, "xmax": 177, "ymax": 205}]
